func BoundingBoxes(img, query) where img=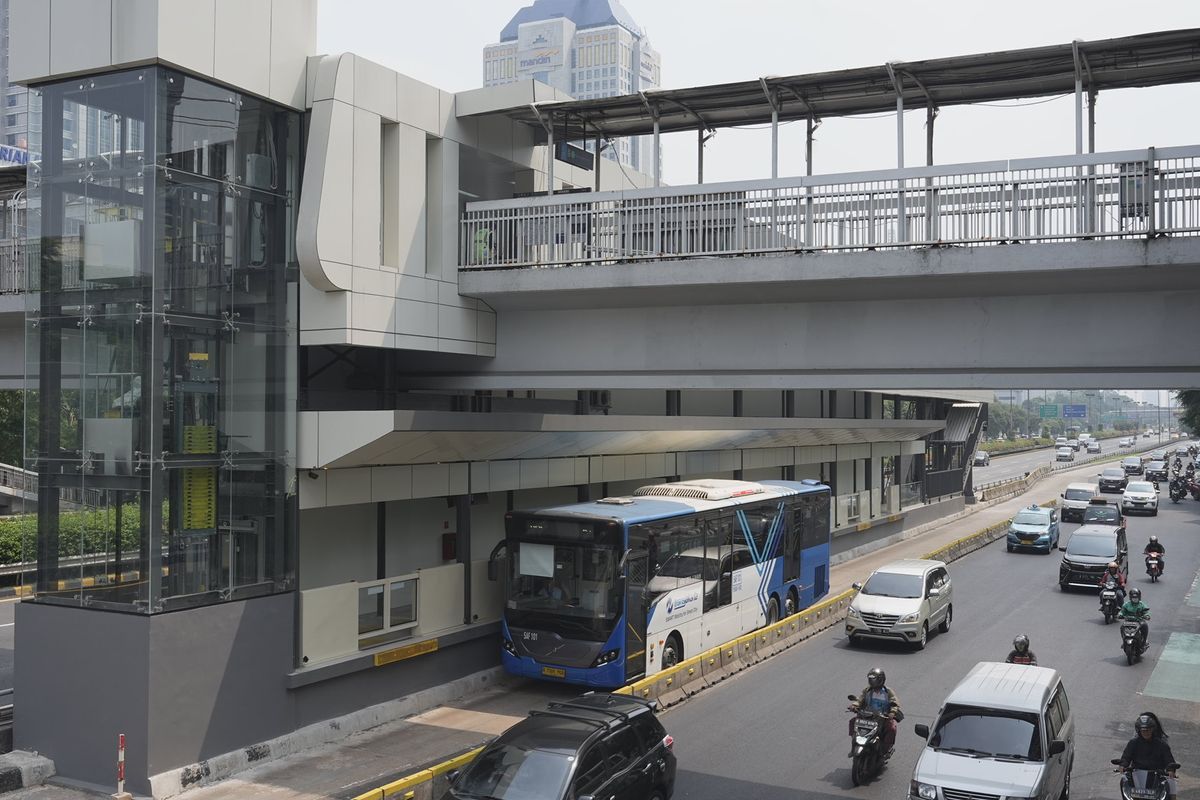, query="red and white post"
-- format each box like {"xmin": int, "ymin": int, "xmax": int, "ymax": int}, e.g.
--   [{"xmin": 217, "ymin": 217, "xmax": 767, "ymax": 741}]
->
[{"xmin": 112, "ymin": 733, "xmax": 132, "ymax": 800}]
